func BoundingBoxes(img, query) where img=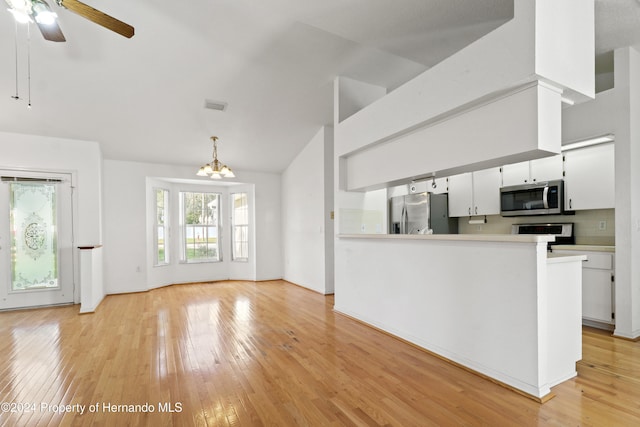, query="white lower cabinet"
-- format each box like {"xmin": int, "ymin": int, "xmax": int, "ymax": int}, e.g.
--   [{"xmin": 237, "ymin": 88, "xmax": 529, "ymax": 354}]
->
[{"xmin": 553, "ymin": 249, "xmax": 615, "ymax": 329}]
